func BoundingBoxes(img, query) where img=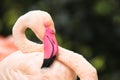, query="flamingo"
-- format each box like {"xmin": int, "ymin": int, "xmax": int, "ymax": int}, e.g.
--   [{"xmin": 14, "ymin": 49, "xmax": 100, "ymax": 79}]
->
[
  {"xmin": 0, "ymin": 36, "xmax": 18, "ymax": 61},
  {"xmin": 0, "ymin": 10, "xmax": 98, "ymax": 80}
]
